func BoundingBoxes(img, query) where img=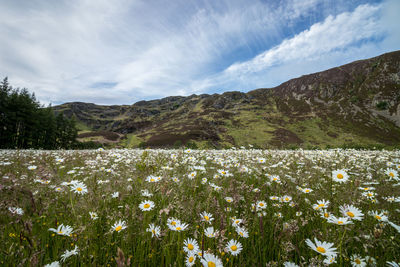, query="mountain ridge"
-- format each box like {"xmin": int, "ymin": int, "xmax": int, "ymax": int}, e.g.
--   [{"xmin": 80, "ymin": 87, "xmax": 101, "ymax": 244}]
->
[{"xmin": 54, "ymin": 50, "xmax": 400, "ymax": 148}]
